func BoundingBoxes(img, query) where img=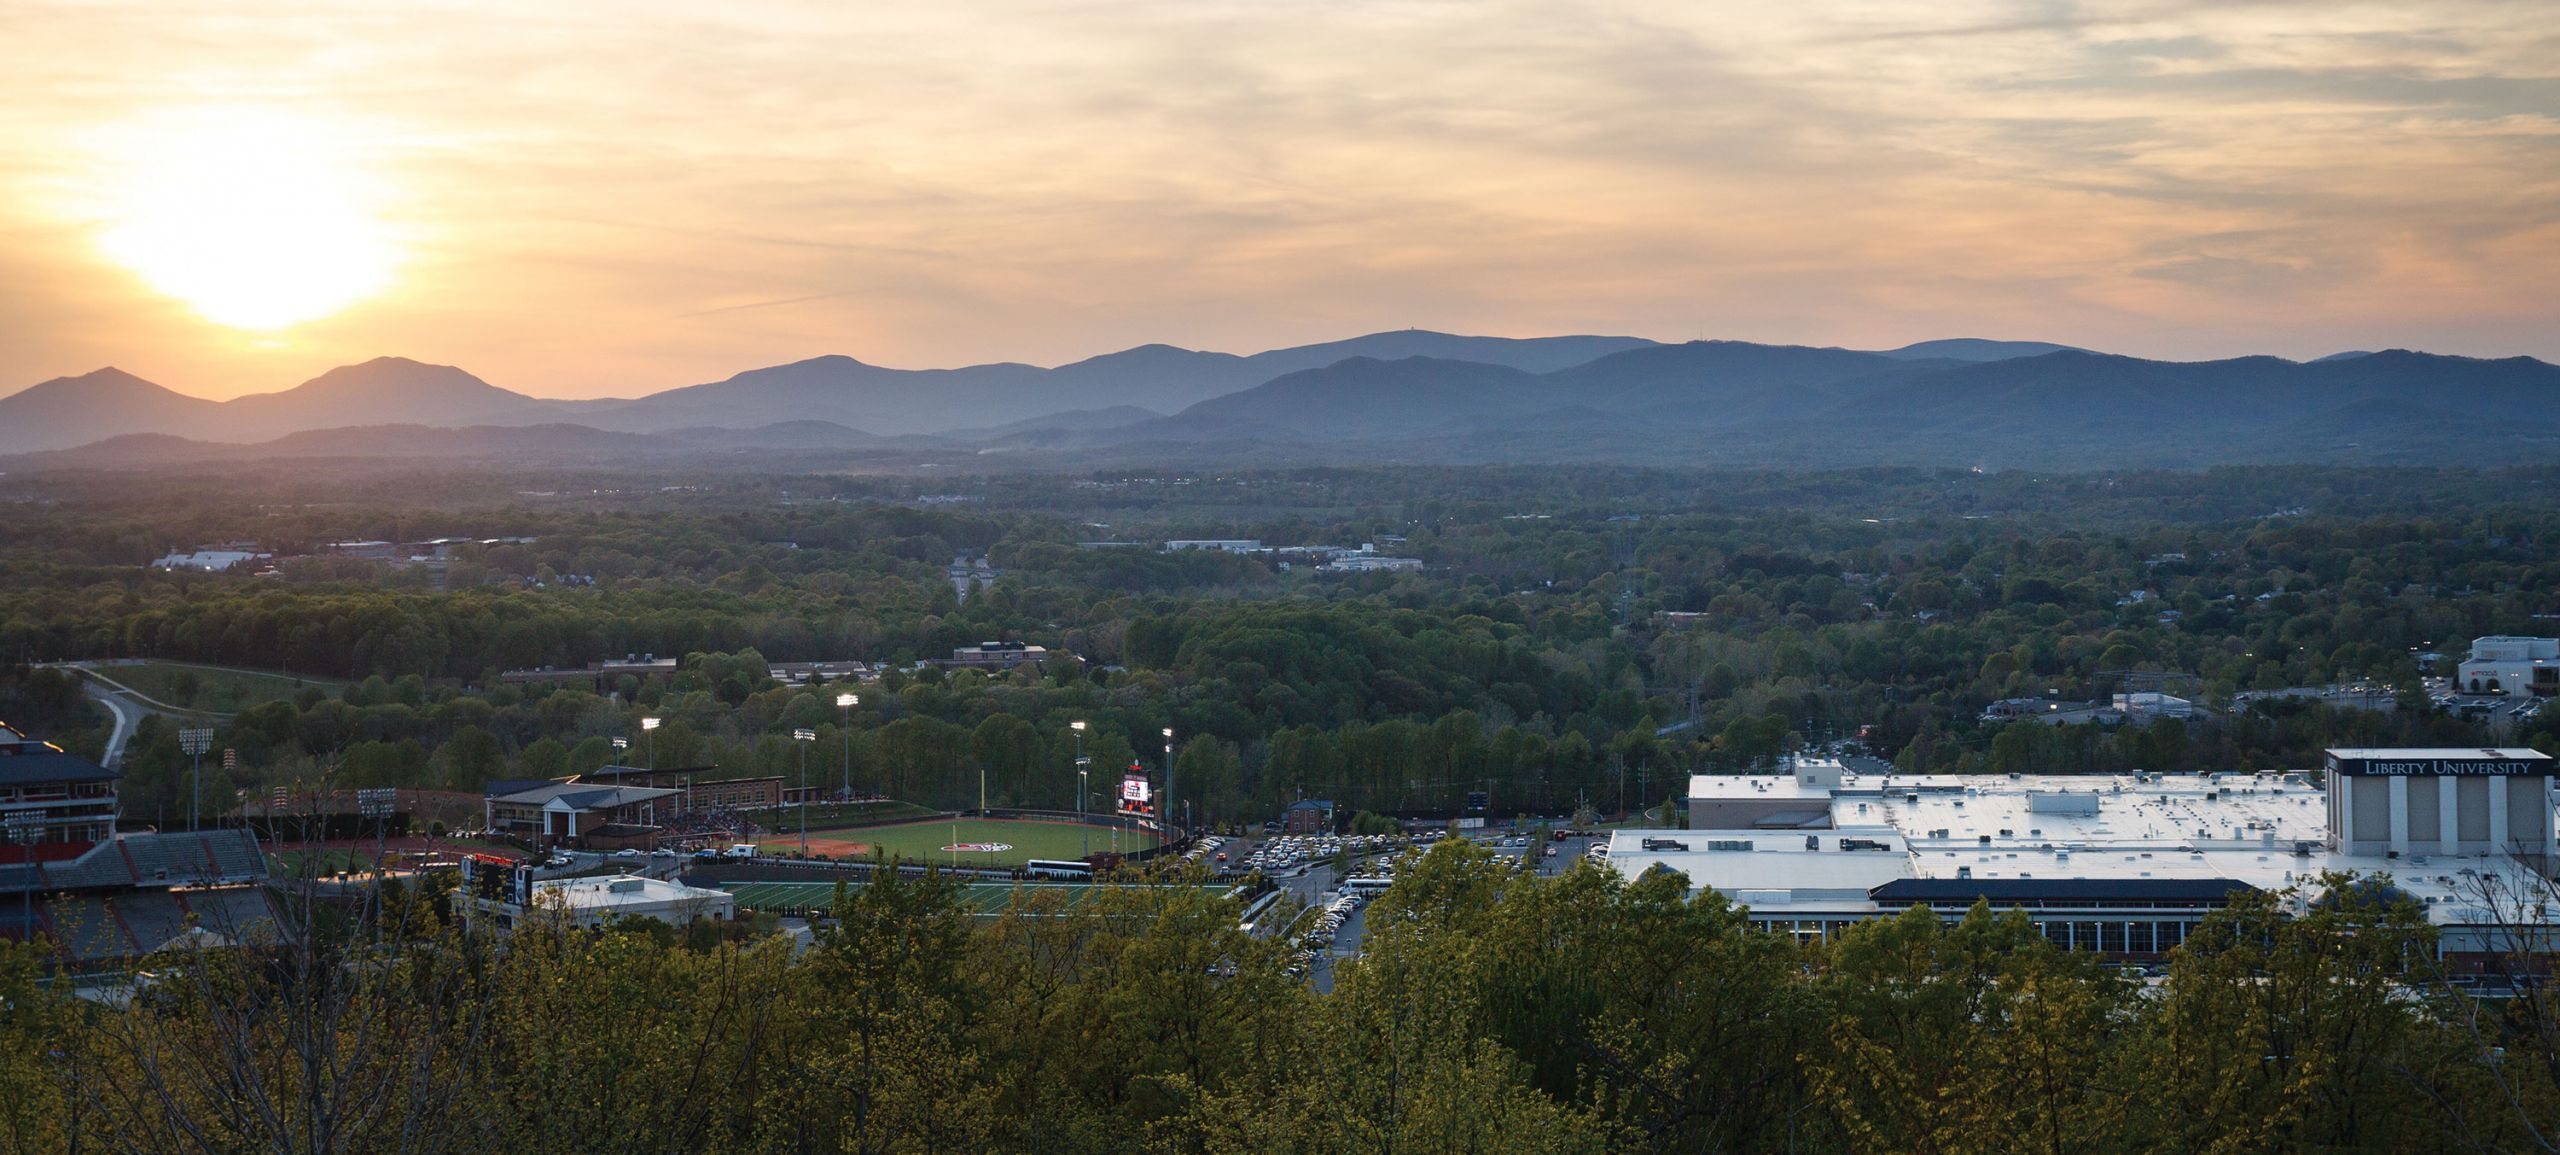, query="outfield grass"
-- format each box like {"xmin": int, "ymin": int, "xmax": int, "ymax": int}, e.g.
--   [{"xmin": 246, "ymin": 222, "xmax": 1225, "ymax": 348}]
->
[
  {"xmin": 108, "ymin": 662, "xmax": 346, "ymax": 713},
  {"xmin": 783, "ymin": 817, "xmax": 1157, "ymax": 869}
]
